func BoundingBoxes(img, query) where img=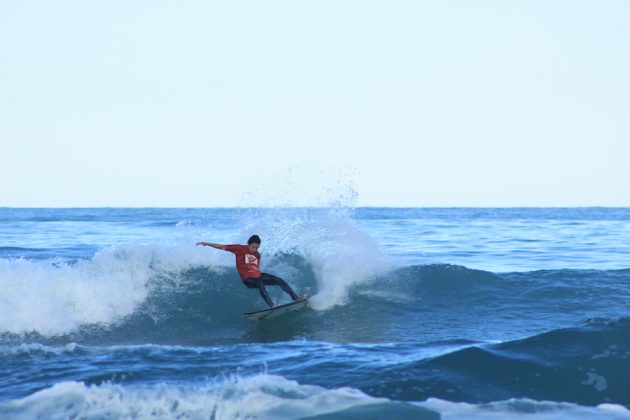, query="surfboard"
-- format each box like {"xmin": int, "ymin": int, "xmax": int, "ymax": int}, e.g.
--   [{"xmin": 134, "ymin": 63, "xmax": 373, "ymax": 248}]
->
[{"xmin": 243, "ymin": 297, "xmax": 310, "ymax": 320}]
